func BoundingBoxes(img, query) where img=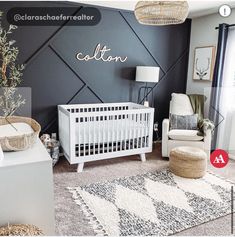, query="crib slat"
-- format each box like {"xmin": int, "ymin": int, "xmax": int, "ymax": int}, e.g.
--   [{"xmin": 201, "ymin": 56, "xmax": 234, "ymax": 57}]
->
[
  {"xmin": 136, "ymin": 113, "xmax": 139, "ymax": 149},
  {"xmin": 139, "ymin": 113, "xmax": 141, "ymax": 149},
  {"xmin": 120, "ymin": 114, "xmax": 123, "ymax": 151},
  {"xmin": 124, "ymin": 114, "xmax": 128, "ymax": 150},
  {"xmin": 140, "ymin": 113, "xmax": 143, "ymax": 148},
  {"xmin": 137, "ymin": 113, "xmax": 140, "ymax": 149},
  {"xmin": 129, "ymin": 114, "xmax": 132, "ymax": 150},
  {"xmin": 142, "ymin": 114, "xmax": 145, "ymax": 148},
  {"xmin": 83, "ymin": 117, "xmax": 85, "ymax": 156},
  {"xmin": 103, "ymin": 116, "xmax": 105, "ymax": 154},
  {"xmin": 120, "ymin": 111, "xmax": 122, "ymax": 150},
  {"xmin": 145, "ymin": 113, "xmax": 148, "ymax": 147},
  {"xmin": 98, "ymin": 115, "xmax": 100, "ymax": 154},
  {"xmin": 116, "ymin": 115, "xmax": 119, "ymax": 152},
  {"xmin": 133, "ymin": 114, "xmax": 136, "ymax": 149},
  {"xmin": 126, "ymin": 114, "xmax": 128, "ymax": 150},
  {"xmin": 93, "ymin": 116, "xmax": 96, "ymax": 155},
  {"xmin": 141, "ymin": 113, "xmax": 144, "ymax": 148},
  {"xmin": 107, "ymin": 116, "xmax": 109, "ymax": 153},
  {"xmin": 88, "ymin": 117, "xmax": 90, "ymax": 156},
  {"xmin": 131, "ymin": 114, "xmax": 135, "ymax": 149},
  {"xmin": 123, "ymin": 114, "xmax": 126, "ymax": 150},
  {"xmin": 78, "ymin": 118, "xmax": 80, "ymax": 157},
  {"xmin": 112, "ymin": 115, "xmax": 114, "ymax": 152},
  {"xmin": 131, "ymin": 114, "xmax": 134, "ymax": 149},
  {"xmin": 128, "ymin": 114, "xmax": 131, "ymax": 150},
  {"xmin": 143, "ymin": 113, "xmax": 146, "ymax": 147}
]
